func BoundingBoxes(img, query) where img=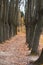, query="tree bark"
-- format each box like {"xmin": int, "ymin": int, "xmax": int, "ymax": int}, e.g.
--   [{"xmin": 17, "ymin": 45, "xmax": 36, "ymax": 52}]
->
[
  {"xmin": 31, "ymin": 0, "xmax": 42, "ymax": 53},
  {"xmin": 33, "ymin": 49, "xmax": 43, "ymax": 65},
  {"xmin": 0, "ymin": 0, "xmax": 3, "ymax": 43}
]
